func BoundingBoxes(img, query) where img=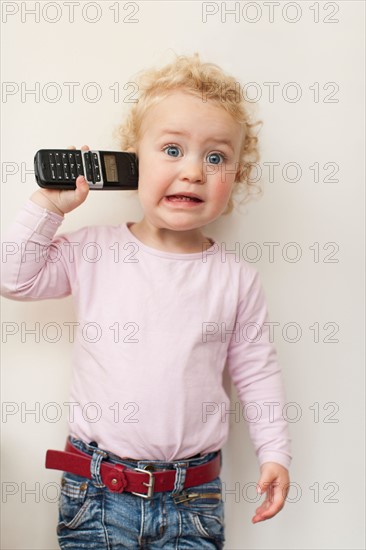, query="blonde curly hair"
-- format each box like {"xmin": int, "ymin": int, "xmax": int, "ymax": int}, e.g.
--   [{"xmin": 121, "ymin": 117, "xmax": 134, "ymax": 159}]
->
[{"xmin": 115, "ymin": 52, "xmax": 263, "ymax": 215}]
